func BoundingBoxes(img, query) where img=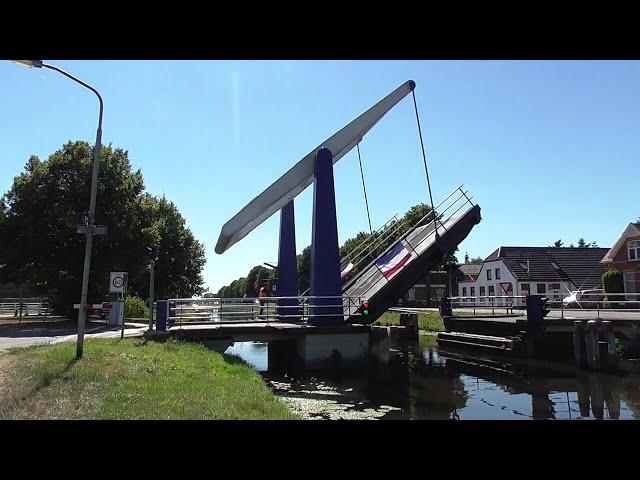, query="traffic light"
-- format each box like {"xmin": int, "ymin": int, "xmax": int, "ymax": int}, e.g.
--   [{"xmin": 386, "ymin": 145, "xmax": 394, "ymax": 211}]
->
[
  {"xmin": 362, "ymin": 301, "xmax": 369, "ymax": 317},
  {"xmin": 146, "ymin": 247, "xmax": 157, "ymax": 261},
  {"xmin": 542, "ymin": 297, "xmax": 550, "ymax": 317},
  {"xmin": 526, "ymin": 295, "xmax": 548, "ymax": 332}
]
